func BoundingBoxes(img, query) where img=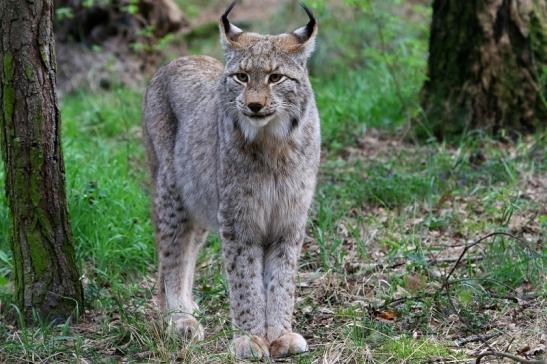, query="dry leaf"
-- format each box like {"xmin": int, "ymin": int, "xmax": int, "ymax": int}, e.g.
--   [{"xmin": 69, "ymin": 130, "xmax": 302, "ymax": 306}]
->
[{"xmin": 377, "ymin": 310, "xmax": 396, "ymax": 321}]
